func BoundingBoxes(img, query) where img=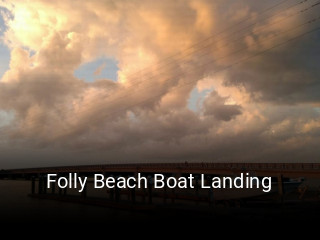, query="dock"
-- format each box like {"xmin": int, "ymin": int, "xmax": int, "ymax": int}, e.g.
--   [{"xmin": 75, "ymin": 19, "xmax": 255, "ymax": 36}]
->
[{"xmin": 1, "ymin": 162, "xmax": 320, "ymax": 214}]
